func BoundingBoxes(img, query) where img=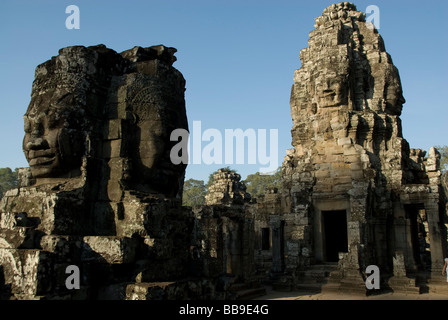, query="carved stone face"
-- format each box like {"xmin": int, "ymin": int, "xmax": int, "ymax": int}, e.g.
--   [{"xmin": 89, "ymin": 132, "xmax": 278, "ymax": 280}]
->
[
  {"xmin": 21, "ymin": 46, "xmax": 105, "ymax": 181},
  {"xmin": 315, "ymin": 73, "xmax": 348, "ymax": 108},
  {"xmin": 23, "ymin": 97, "xmax": 85, "ymax": 179},
  {"xmin": 384, "ymin": 77, "xmax": 405, "ymax": 115},
  {"xmin": 125, "ymin": 78, "xmax": 187, "ymax": 196}
]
